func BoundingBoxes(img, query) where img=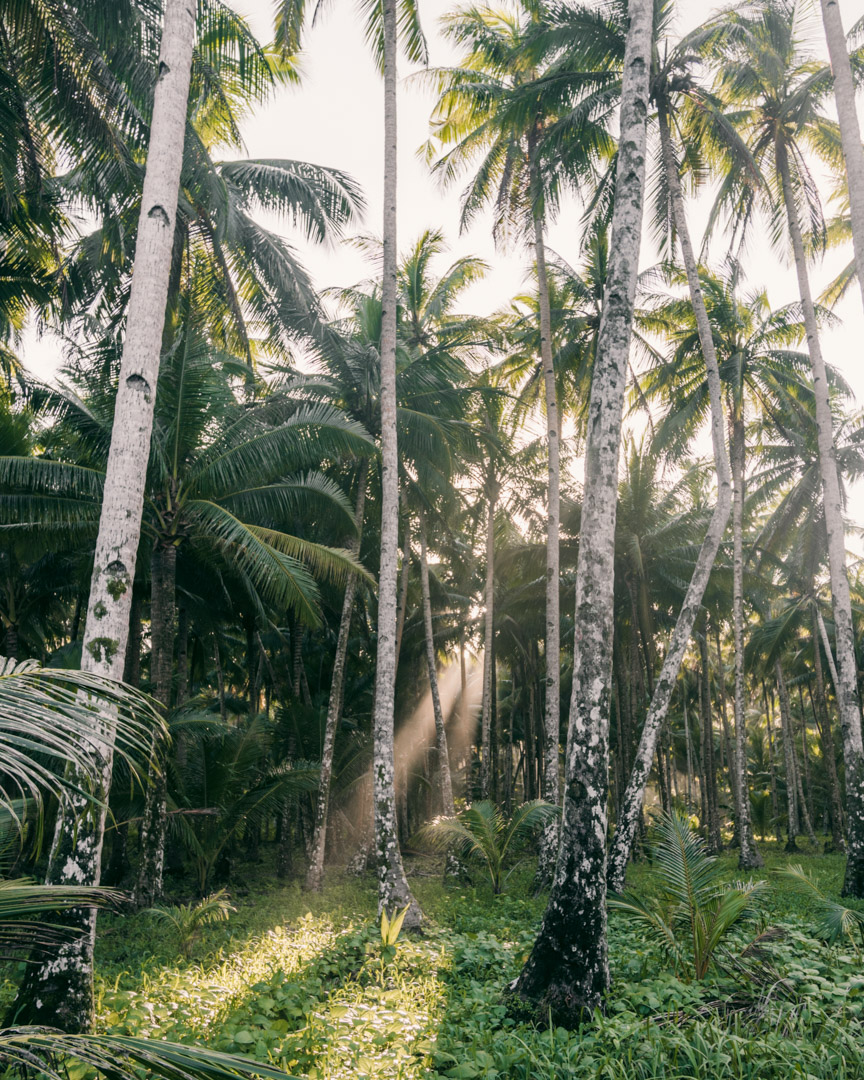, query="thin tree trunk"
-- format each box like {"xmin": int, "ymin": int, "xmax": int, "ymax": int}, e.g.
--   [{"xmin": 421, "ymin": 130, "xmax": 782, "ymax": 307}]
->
[
  {"xmin": 176, "ymin": 602, "xmax": 189, "ymax": 706},
  {"xmin": 372, "ymin": 0, "xmax": 420, "ymax": 928},
  {"xmin": 533, "ymin": 208, "xmax": 561, "ymax": 882},
  {"xmin": 395, "ymin": 508, "xmax": 411, "ymax": 665},
  {"xmin": 306, "ymin": 461, "xmax": 368, "ymax": 891},
  {"xmin": 730, "ymin": 416, "xmax": 762, "ymax": 869},
  {"xmin": 811, "ymin": 613, "xmax": 846, "ymax": 852},
  {"xmin": 797, "ymin": 683, "xmax": 816, "ymax": 829},
  {"xmin": 513, "ymin": 0, "xmax": 653, "ymax": 1019},
  {"xmin": 763, "ymin": 682, "xmax": 783, "ymax": 845},
  {"xmin": 480, "ymin": 465, "xmax": 497, "ymax": 799},
  {"xmin": 418, "ymin": 509, "xmax": 455, "ymax": 817},
  {"xmin": 606, "ymin": 96, "xmax": 733, "ymax": 890},
  {"xmin": 775, "ymin": 660, "xmax": 800, "ymax": 850},
  {"xmin": 714, "ymin": 626, "xmax": 737, "ymax": 841},
  {"xmin": 819, "ymin": 0, "xmax": 864, "ymax": 315},
  {"xmin": 16, "ymin": 2, "xmax": 195, "ymax": 1030},
  {"xmin": 777, "ymin": 137, "xmax": 864, "ymax": 895},
  {"xmin": 134, "ymin": 542, "xmax": 176, "ymax": 908},
  {"xmin": 699, "ymin": 630, "xmax": 721, "ymax": 852},
  {"xmin": 123, "ymin": 587, "xmax": 142, "ymax": 688}
]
